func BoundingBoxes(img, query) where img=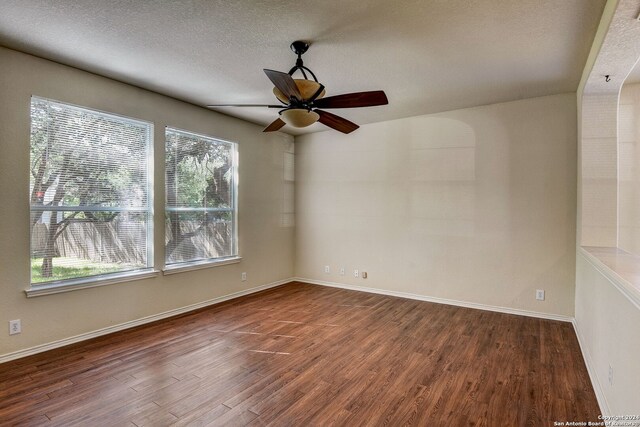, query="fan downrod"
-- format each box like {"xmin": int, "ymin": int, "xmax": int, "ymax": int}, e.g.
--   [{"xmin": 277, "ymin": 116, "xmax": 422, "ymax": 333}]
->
[{"xmin": 288, "ymin": 40, "xmax": 318, "ymax": 82}]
